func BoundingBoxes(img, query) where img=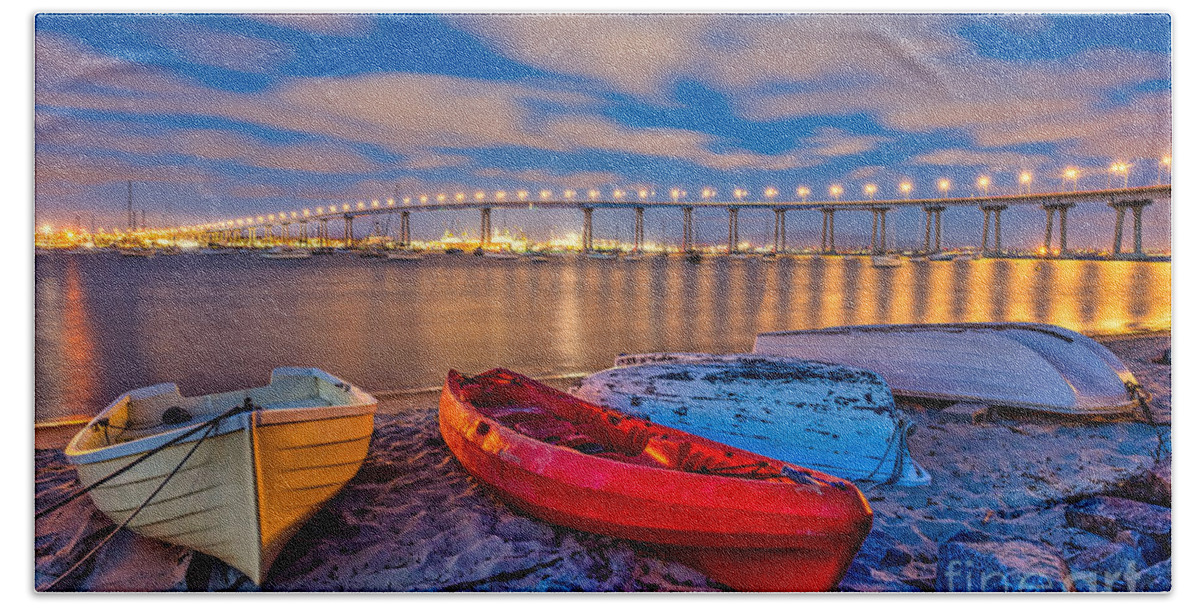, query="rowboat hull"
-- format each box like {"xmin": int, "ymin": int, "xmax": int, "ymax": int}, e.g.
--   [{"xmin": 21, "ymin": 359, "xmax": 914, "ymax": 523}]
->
[
  {"xmin": 577, "ymin": 353, "xmax": 930, "ymax": 486},
  {"xmin": 66, "ymin": 368, "xmax": 377, "ymax": 585},
  {"xmin": 439, "ymin": 369, "xmax": 872, "ymax": 591},
  {"xmin": 754, "ymin": 323, "xmax": 1141, "ymax": 415}
]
